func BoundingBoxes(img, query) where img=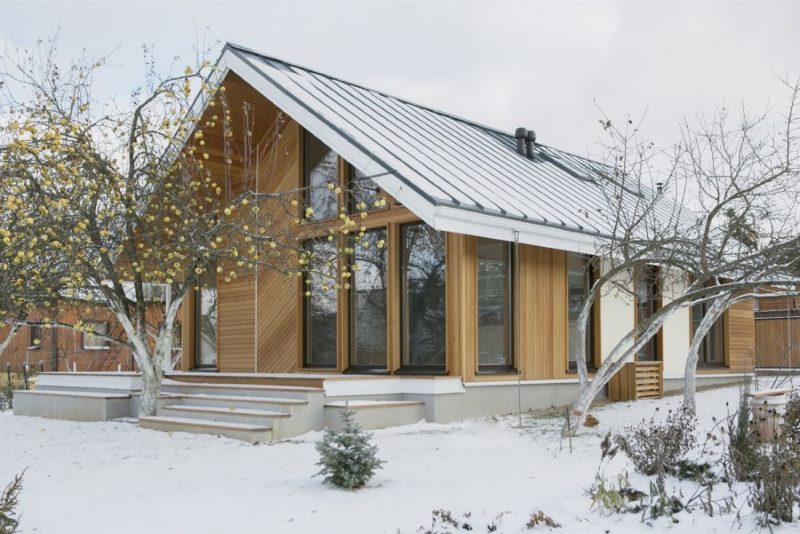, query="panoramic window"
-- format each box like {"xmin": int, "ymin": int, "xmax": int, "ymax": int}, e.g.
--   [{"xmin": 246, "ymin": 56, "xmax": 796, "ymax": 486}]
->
[
  {"xmin": 635, "ymin": 265, "xmax": 660, "ymax": 361},
  {"xmin": 348, "ymin": 166, "xmax": 381, "ymax": 213},
  {"xmin": 692, "ymin": 302, "xmax": 726, "ymax": 367},
  {"xmin": 303, "ymin": 130, "xmax": 338, "ymax": 220},
  {"xmin": 567, "ymin": 253, "xmax": 595, "ymax": 370},
  {"xmin": 349, "ymin": 228, "xmax": 388, "ymax": 370},
  {"xmin": 400, "ymin": 223, "xmax": 446, "ymax": 370},
  {"xmin": 477, "ymin": 238, "xmax": 513, "ymax": 371},
  {"xmin": 304, "ymin": 238, "xmax": 338, "ymax": 368},
  {"xmin": 82, "ymin": 321, "xmax": 110, "ymax": 350}
]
